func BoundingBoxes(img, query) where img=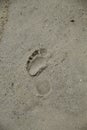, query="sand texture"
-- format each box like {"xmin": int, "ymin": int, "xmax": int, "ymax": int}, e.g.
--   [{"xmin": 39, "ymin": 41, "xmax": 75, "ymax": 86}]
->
[{"xmin": 0, "ymin": 0, "xmax": 87, "ymax": 130}]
